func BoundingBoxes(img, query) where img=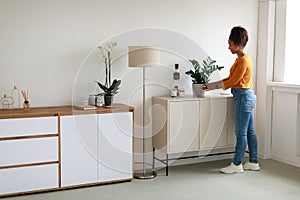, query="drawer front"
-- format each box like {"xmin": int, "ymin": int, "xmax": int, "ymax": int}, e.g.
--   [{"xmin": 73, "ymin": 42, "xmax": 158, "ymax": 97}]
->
[
  {"xmin": 0, "ymin": 137, "xmax": 58, "ymax": 167},
  {"xmin": 0, "ymin": 164, "xmax": 58, "ymax": 195},
  {"xmin": 0, "ymin": 117, "xmax": 58, "ymax": 138}
]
